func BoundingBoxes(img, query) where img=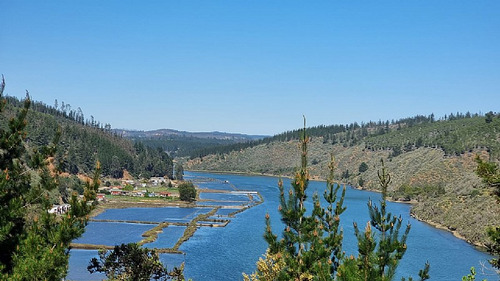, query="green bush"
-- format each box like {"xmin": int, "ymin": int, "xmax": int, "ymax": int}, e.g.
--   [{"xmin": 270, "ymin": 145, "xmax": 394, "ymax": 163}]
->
[
  {"xmin": 358, "ymin": 162, "xmax": 368, "ymax": 173},
  {"xmin": 391, "ymin": 183, "xmax": 445, "ymax": 201},
  {"xmin": 178, "ymin": 182, "xmax": 196, "ymax": 202}
]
